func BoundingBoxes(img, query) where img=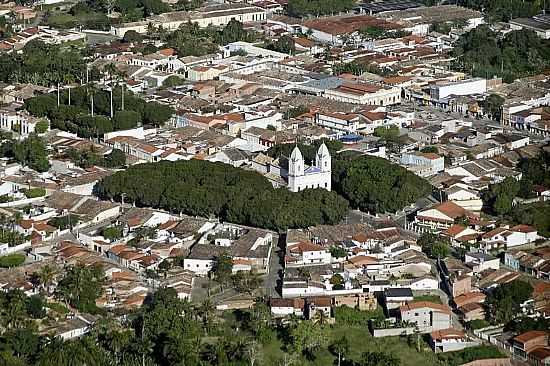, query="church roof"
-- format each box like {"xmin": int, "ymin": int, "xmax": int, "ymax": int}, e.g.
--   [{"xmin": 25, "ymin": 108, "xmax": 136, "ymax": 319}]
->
[{"xmin": 305, "ymin": 166, "xmax": 322, "ymax": 174}]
